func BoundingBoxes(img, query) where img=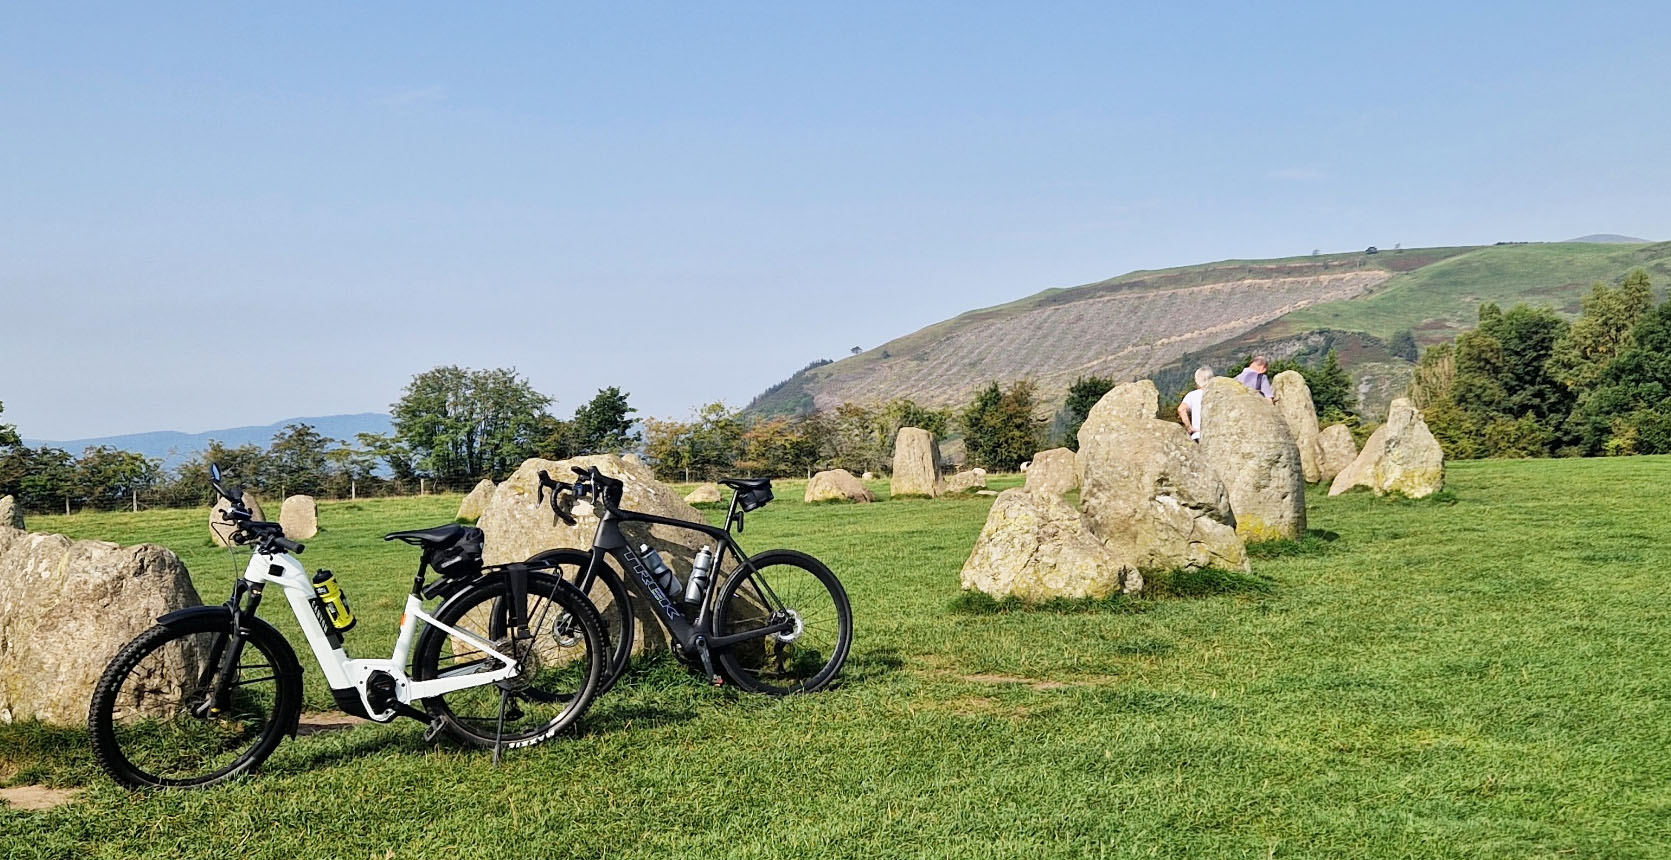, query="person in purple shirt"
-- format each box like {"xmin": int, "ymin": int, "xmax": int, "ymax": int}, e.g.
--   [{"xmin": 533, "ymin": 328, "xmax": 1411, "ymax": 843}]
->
[{"xmin": 1235, "ymin": 356, "xmax": 1276, "ymax": 402}]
